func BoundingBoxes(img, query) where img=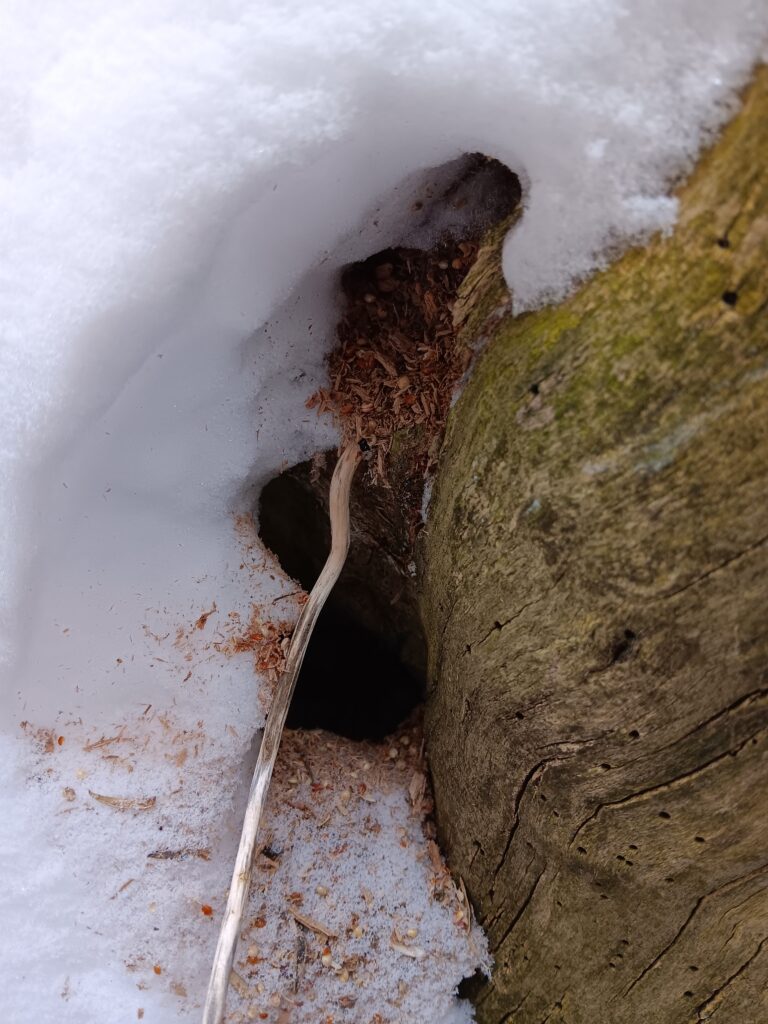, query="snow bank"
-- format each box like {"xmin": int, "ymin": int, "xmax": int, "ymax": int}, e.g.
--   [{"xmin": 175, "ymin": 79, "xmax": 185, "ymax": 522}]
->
[{"xmin": 0, "ymin": 2, "xmax": 766, "ymax": 1022}]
